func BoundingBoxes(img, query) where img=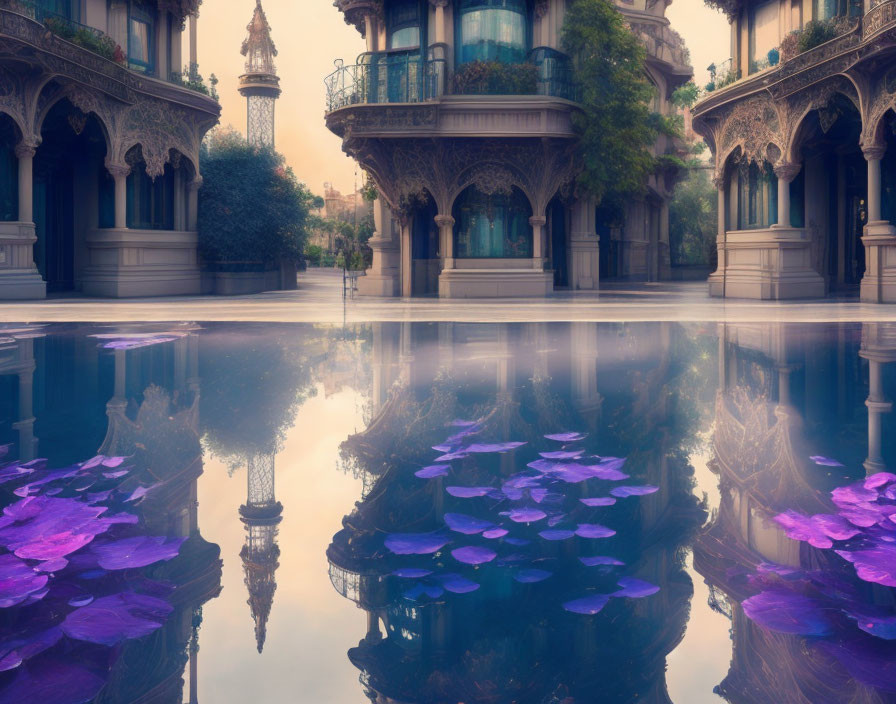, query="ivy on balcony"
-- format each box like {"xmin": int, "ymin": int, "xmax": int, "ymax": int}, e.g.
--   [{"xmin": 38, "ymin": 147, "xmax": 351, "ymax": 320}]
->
[{"xmin": 452, "ymin": 60, "xmax": 538, "ymax": 96}]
